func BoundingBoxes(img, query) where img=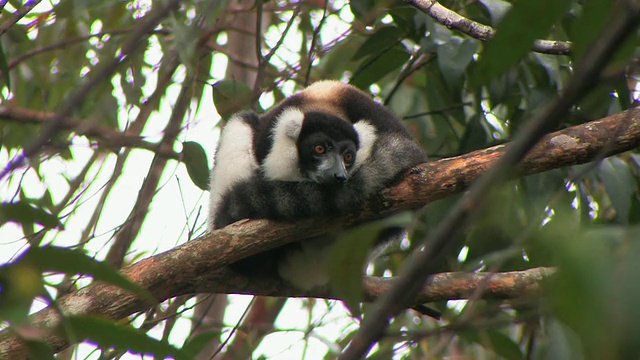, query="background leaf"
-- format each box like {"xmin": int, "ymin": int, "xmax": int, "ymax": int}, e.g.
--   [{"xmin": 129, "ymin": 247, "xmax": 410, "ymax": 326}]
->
[
  {"xmin": 22, "ymin": 247, "xmax": 155, "ymax": 303},
  {"xmin": 62, "ymin": 316, "xmax": 188, "ymax": 359},
  {"xmin": 182, "ymin": 141, "xmax": 210, "ymax": 191},
  {"xmin": 212, "ymin": 80, "xmax": 253, "ymax": 119},
  {"xmin": 471, "ymin": 0, "xmax": 572, "ymax": 86}
]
